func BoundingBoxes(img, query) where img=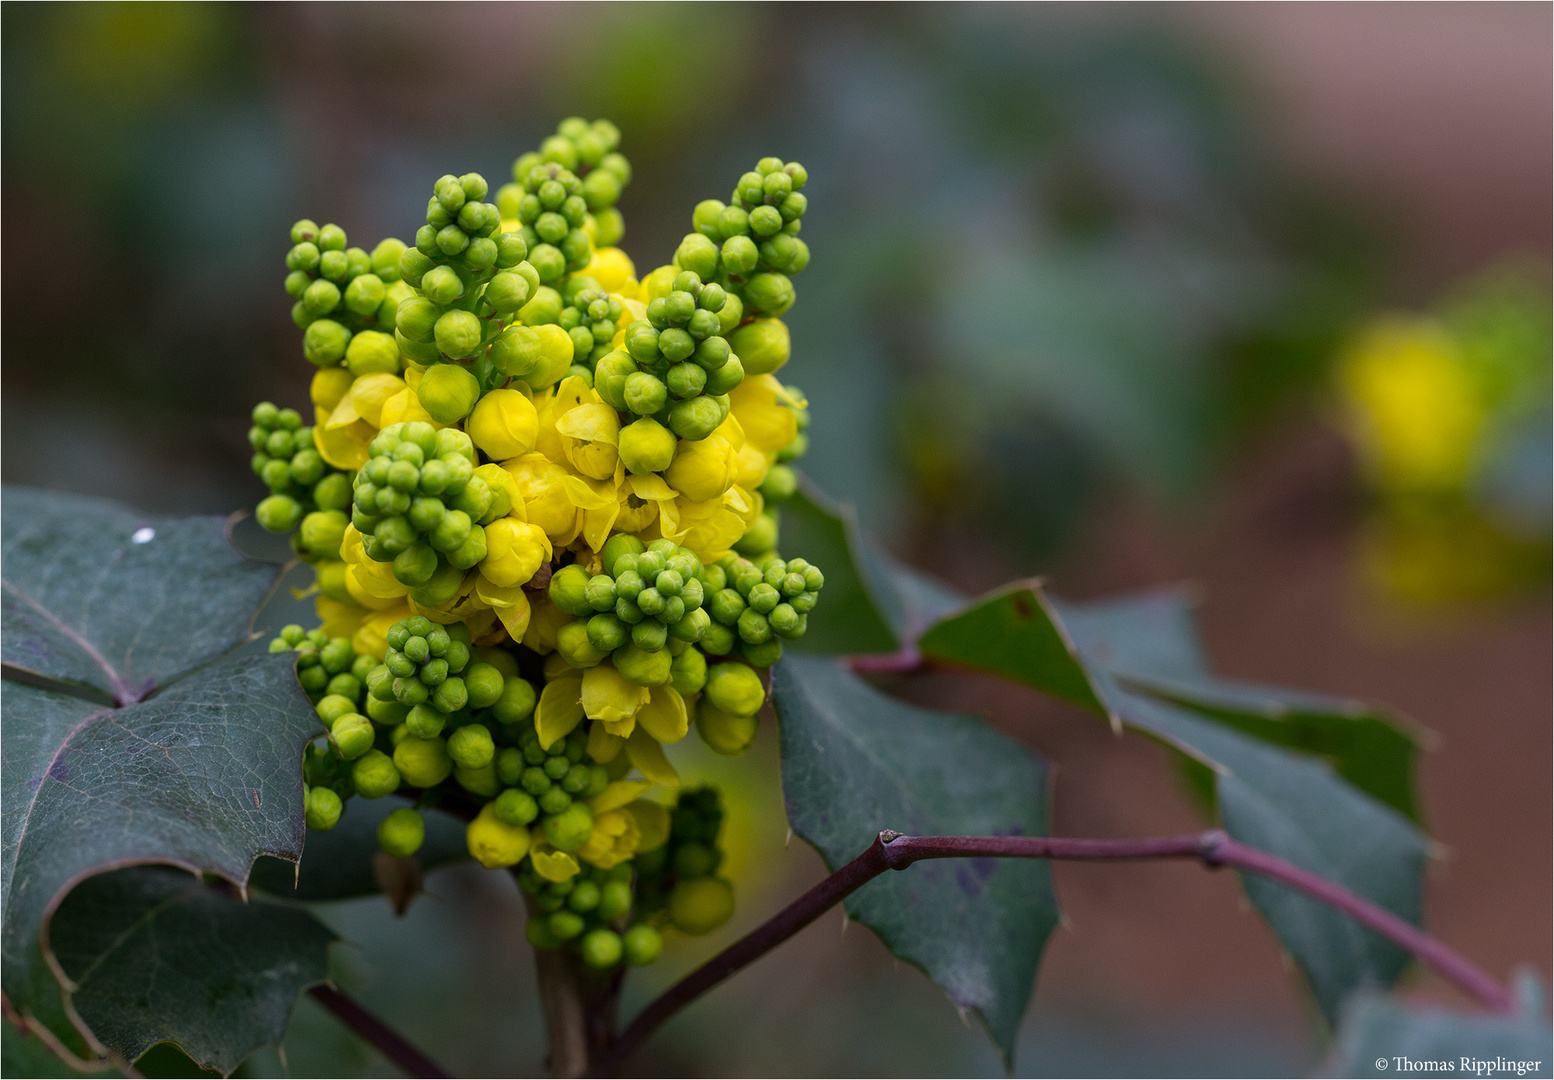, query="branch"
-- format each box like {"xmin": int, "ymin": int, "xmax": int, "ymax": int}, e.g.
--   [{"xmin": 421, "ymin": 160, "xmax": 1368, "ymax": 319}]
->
[
  {"xmin": 595, "ymin": 829, "xmax": 1514, "ymax": 1076},
  {"xmin": 308, "ymin": 985, "xmax": 449, "ymax": 1079}
]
